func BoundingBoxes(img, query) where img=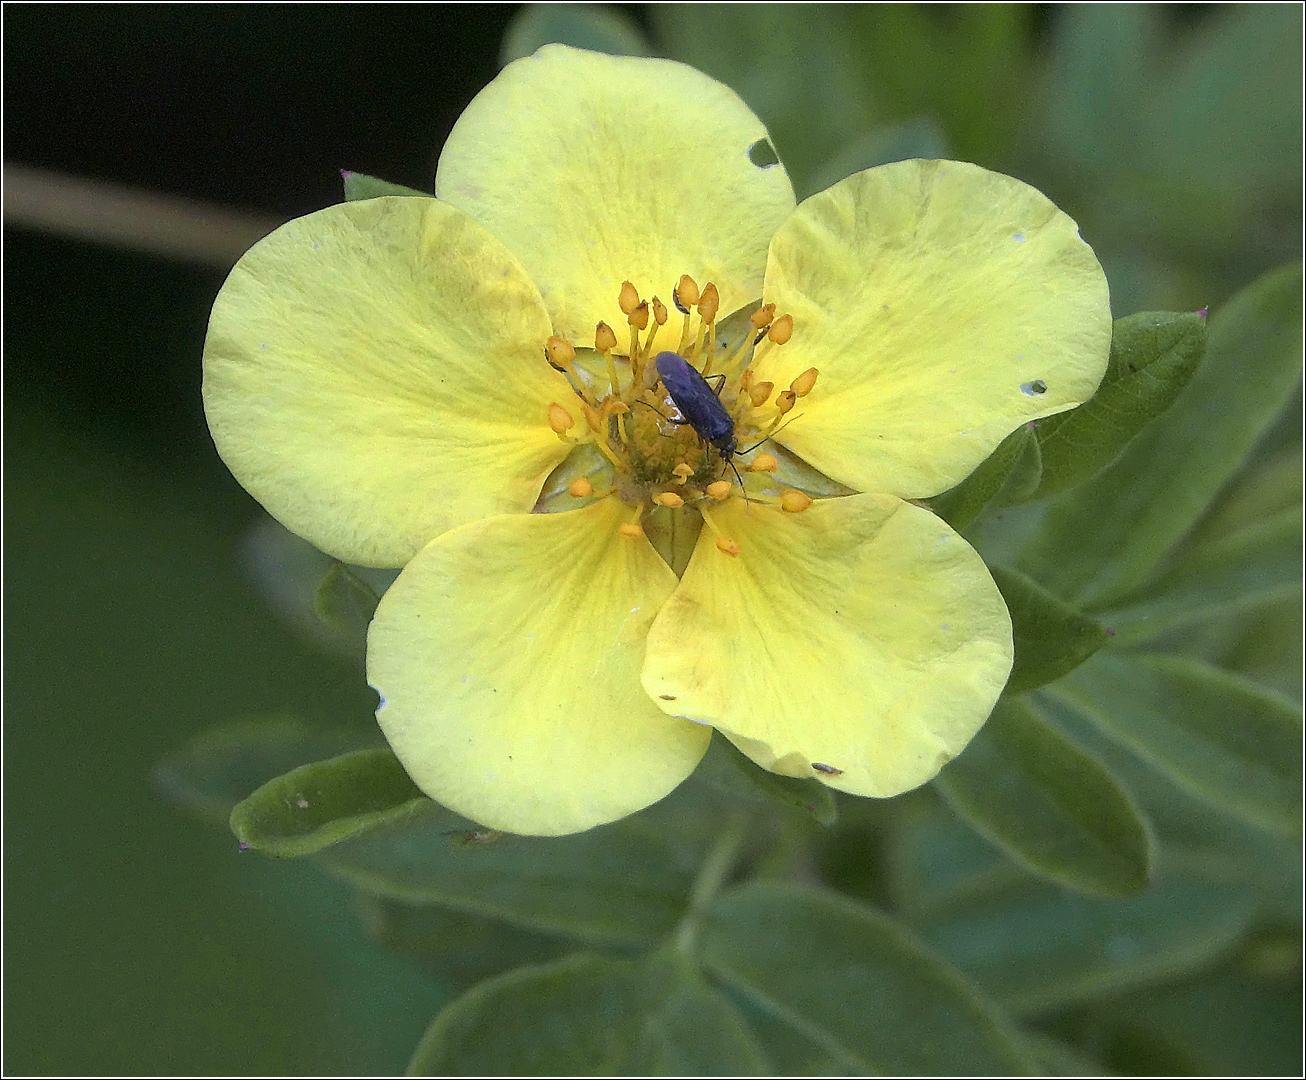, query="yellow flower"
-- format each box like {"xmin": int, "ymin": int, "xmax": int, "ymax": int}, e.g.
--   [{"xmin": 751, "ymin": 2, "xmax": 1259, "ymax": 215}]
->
[{"xmin": 203, "ymin": 46, "xmax": 1111, "ymax": 836}]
